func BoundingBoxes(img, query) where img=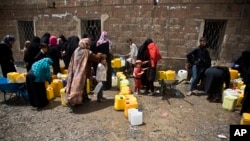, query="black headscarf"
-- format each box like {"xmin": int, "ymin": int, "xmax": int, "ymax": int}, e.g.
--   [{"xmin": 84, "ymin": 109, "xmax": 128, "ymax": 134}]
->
[
  {"xmin": 41, "ymin": 32, "xmax": 51, "ymax": 45},
  {"xmin": 59, "ymin": 35, "xmax": 67, "ymax": 43},
  {"xmin": 64, "ymin": 36, "xmax": 80, "ymax": 68},
  {"xmin": 137, "ymin": 38, "xmax": 153, "ymax": 62},
  {"xmin": 1, "ymin": 35, "xmax": 15, "ymax": 47},
  {"xmin": 82, "ymin": 32, "xmax": 90, "ymax": 38},
  {"xmin": 24, "ymin": 36, "xmax": 41, "ymax": 71}
]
